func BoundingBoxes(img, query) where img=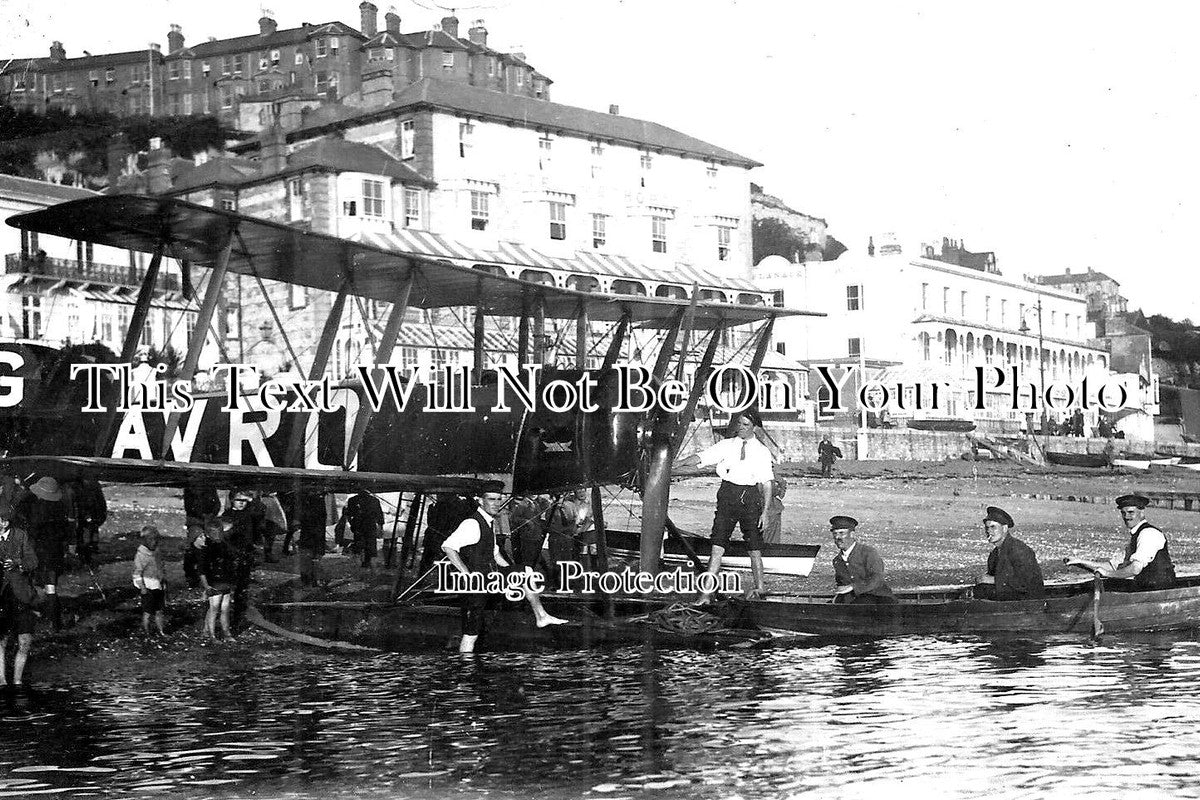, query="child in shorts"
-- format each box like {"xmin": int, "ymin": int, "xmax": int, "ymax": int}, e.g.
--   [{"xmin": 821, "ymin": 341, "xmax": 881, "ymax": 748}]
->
[{"xmin": 131, "ymin": 525, "xmax": 166, "ymax": 636}]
